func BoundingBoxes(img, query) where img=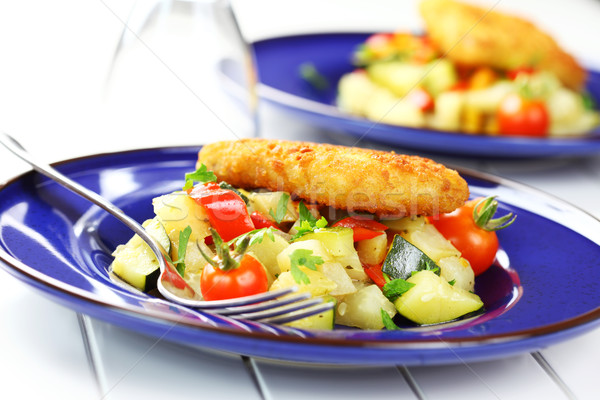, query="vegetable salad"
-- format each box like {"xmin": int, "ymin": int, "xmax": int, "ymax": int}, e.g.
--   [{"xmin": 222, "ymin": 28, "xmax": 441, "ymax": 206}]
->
[
  {"xmin": 111, "ymin": 166, "xmax": 515, "ymax": 330},
  {"xmin": 337, "ymin": 32, "xmax": 599, "ymax": 137}
]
